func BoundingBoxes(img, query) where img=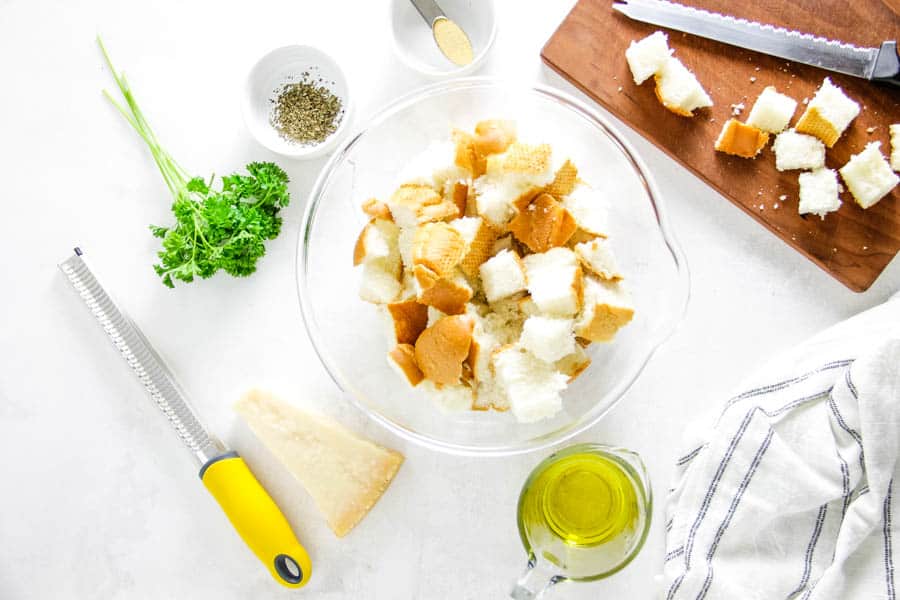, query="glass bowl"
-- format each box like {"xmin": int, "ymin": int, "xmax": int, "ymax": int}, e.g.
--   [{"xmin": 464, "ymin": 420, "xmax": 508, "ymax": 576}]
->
[{"xmin": 296, "ymin": 78, "xmax": 689, "ymax": 456}]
